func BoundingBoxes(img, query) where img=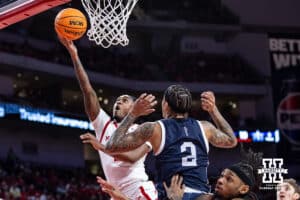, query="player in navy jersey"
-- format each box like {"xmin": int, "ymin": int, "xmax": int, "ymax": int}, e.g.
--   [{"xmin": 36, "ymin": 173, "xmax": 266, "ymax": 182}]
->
[{"xmin": 103, "ymin": 85, "xmax": 238, "ymax": 200}]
